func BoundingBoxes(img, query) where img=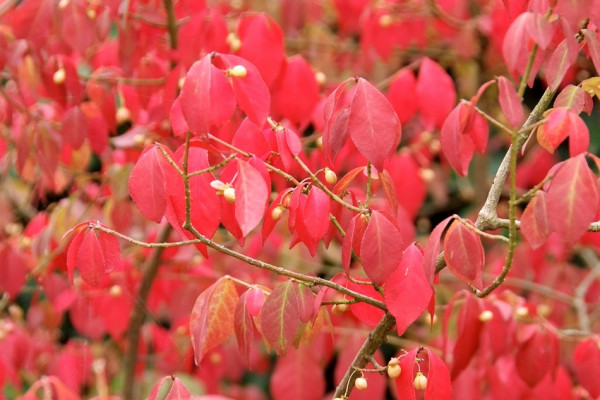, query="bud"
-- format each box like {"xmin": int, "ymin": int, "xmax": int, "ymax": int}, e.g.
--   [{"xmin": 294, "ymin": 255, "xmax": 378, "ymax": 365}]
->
[
  {"xmin": 324, "ymin": 168, "xmax": 338, "ymax": 185},
  {"xmin": 178, "ymin": 77, "xmax": 186, "ymax": 89},
  {"xmin": 413, "ymin": 372, "xmax": 427, "ymax": 391},
  {"xmin": 419, "ymin": 168, "xmax": 435, "ymax": 183},
  {"xmin": 316, "ymin": 136, "xmax": 323, "ymax": 149},
  {"xmin": 229, "ymin": 65, "xmax": 248, "ymax": 78},
  {"xmin": 53, "ymin": 68, "xmax": 66, "ymax": 85},
  {"xmin": 223, "ymin": 187, "xmax": 236, "ymax": 203},
  {"xmin": 515, "ymin": 306, "xmax": 529, "ymax": 318}
]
